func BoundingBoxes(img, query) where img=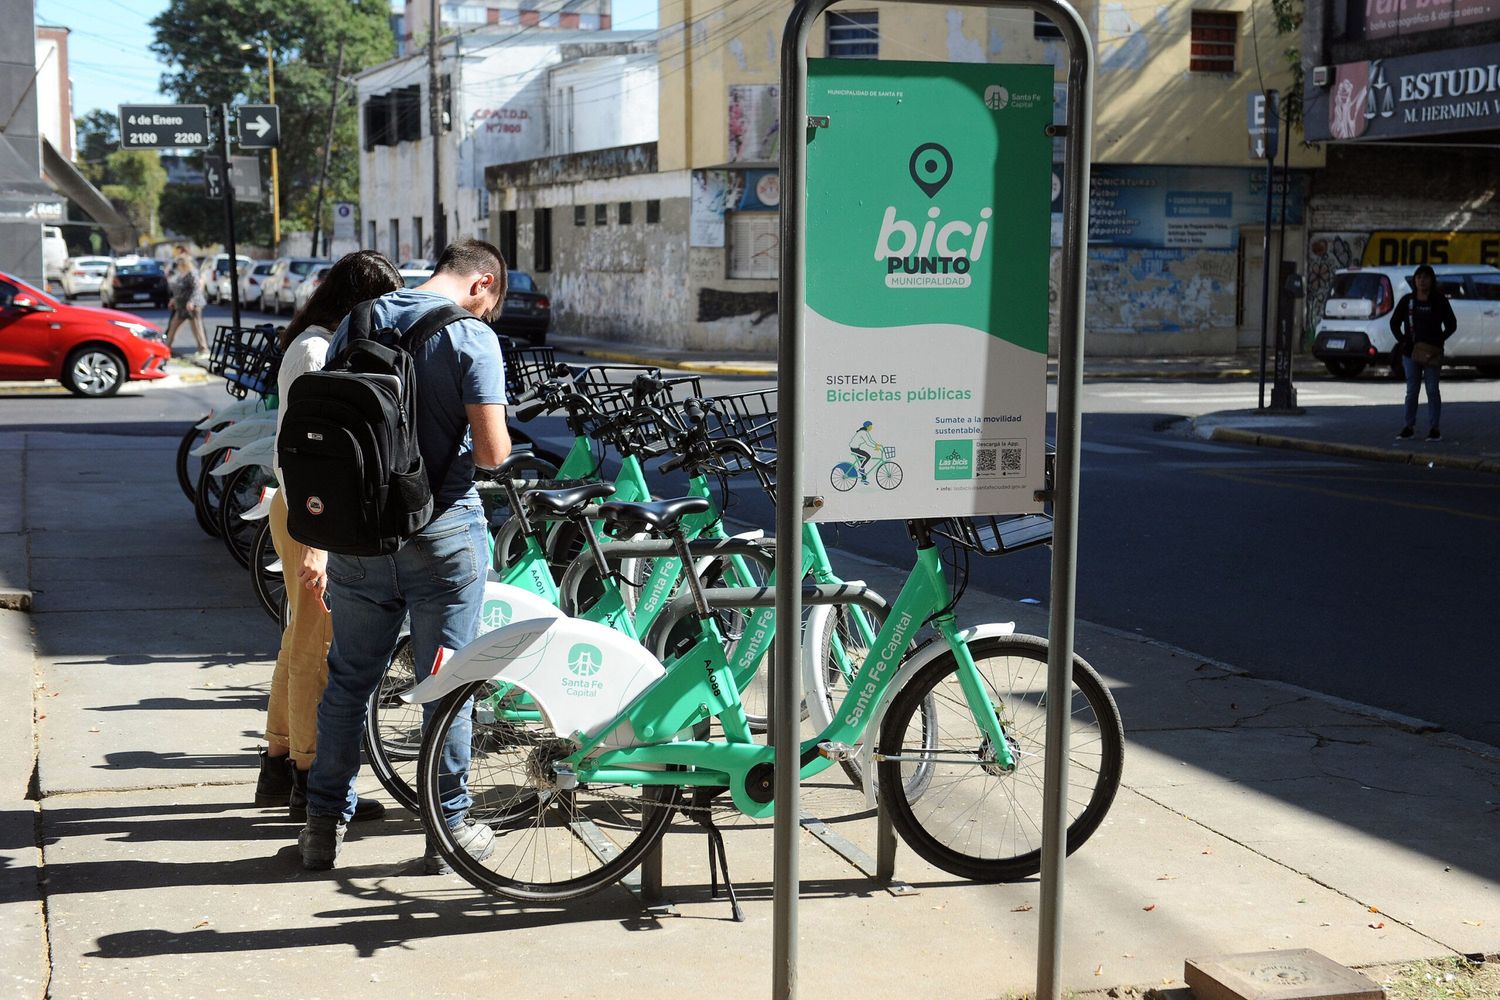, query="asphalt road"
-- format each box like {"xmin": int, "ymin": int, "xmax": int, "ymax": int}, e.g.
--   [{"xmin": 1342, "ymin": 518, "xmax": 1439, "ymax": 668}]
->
[{"xmin": 5, "ymin": 296, "xmax": 1496, "ymax": 747}]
